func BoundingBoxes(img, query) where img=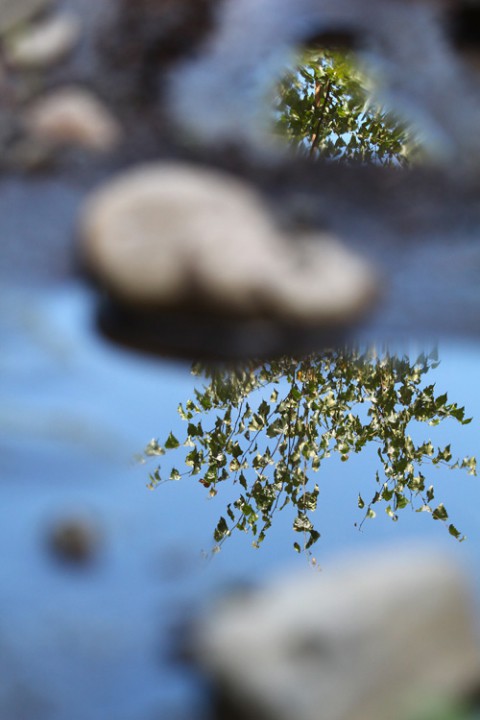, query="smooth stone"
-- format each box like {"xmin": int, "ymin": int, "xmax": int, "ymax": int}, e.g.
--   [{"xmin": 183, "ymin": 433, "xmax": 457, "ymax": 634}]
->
[
  {"xmin": 268, "ymin": 234, "xmax": 378, "ymax": 324},
  {"xmin": 80, "ymin": 163, "xmax": 289, "ymax": 311},
  {"xmin": 6, "ymin": 13, "xmax": 81, "ymax": 69},
  {"xmin": 195, "ymin": 547, "xmax": 480, "ymax": 720},
  {"xmin": 24, "ymin": 87, "xmax": 122, "ymax": 152},
  {"xmin": 80, "ymin": 163, "xmax": 378, "ymax": 324},
  {"xmin": 0, "ymin": 0, "xmax": 52, "ymax": 35}
]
